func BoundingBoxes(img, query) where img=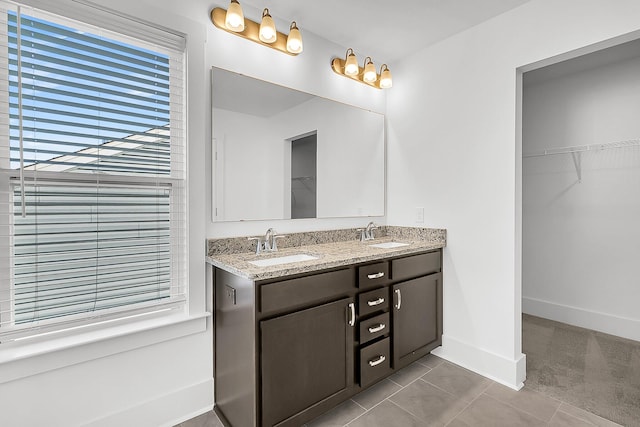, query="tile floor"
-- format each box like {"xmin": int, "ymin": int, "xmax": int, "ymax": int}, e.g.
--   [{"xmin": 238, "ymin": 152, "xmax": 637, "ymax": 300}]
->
[
  {"xmin": 177, "ymin": 353, "xmax": 621, "ymax": 427},
  {"xmin": 523, "ymin": 314, "xmax": 640, "ymax": 427}
]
